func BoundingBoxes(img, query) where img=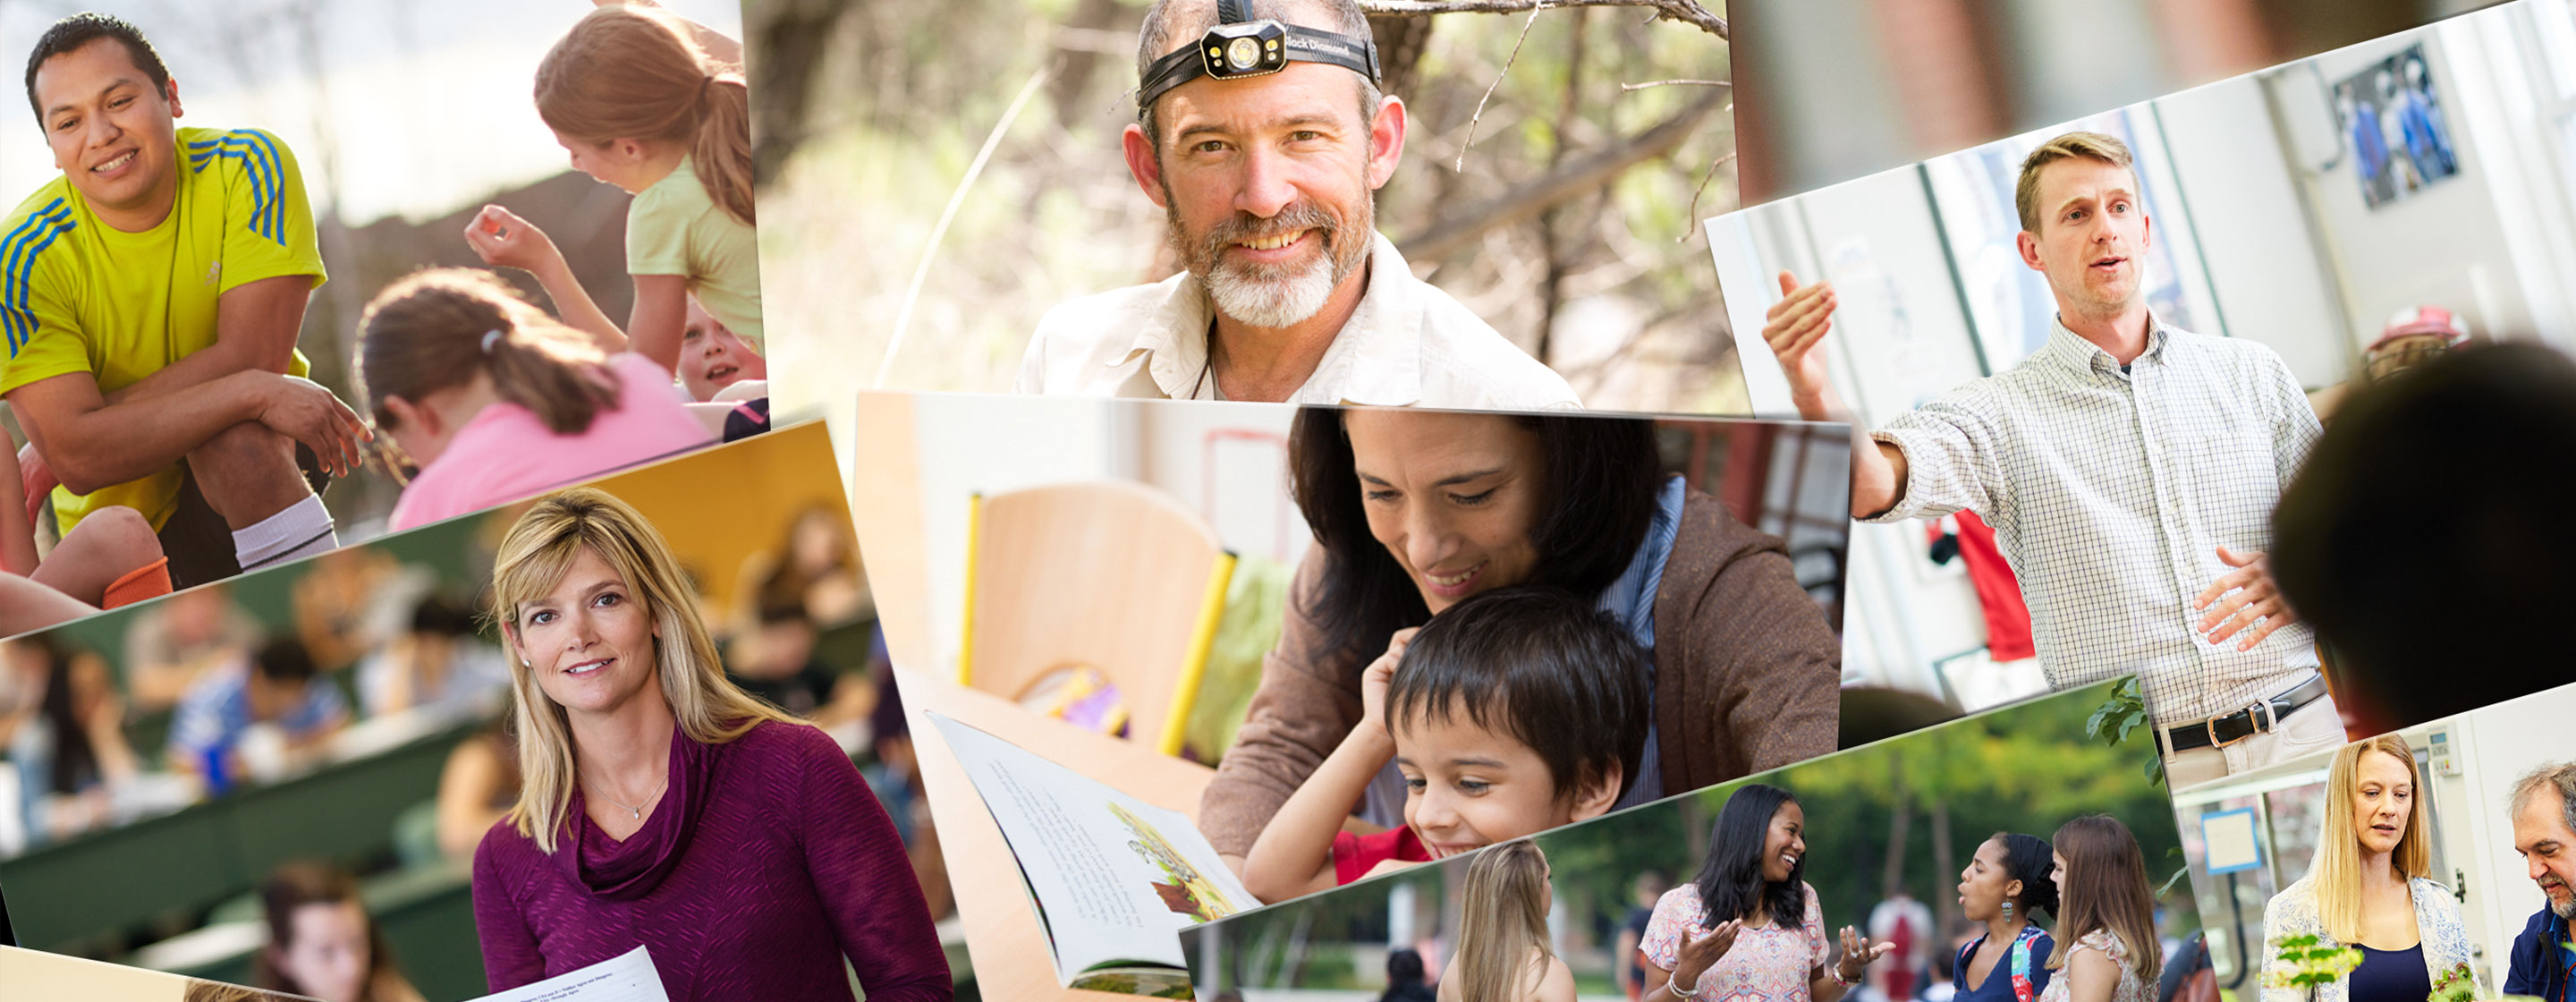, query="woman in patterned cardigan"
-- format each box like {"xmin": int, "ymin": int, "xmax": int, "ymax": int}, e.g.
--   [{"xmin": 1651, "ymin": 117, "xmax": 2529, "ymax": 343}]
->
[{"xmin": 2262, "ymin": 735, "xmax": 2473, "ymax": 1002}]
